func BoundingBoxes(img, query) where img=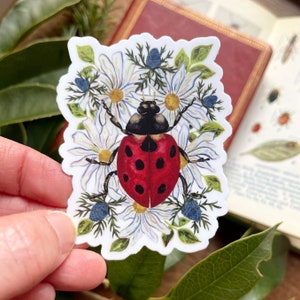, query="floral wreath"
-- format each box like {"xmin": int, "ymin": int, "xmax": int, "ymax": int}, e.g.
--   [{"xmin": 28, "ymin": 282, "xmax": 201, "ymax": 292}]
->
[{"xmin": 57, "ymin": 33, "xmax": 232, "ymax": 260}]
